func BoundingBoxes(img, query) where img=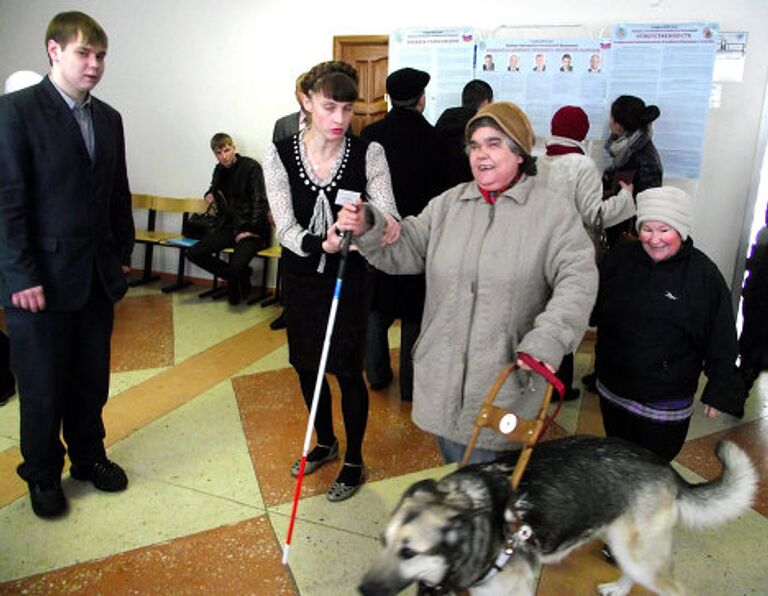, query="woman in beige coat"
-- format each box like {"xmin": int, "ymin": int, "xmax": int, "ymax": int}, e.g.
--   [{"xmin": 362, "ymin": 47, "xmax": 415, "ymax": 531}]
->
[{"xmin": 332, "ymin": 102, "xmax": 598, "ymax": 463}]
